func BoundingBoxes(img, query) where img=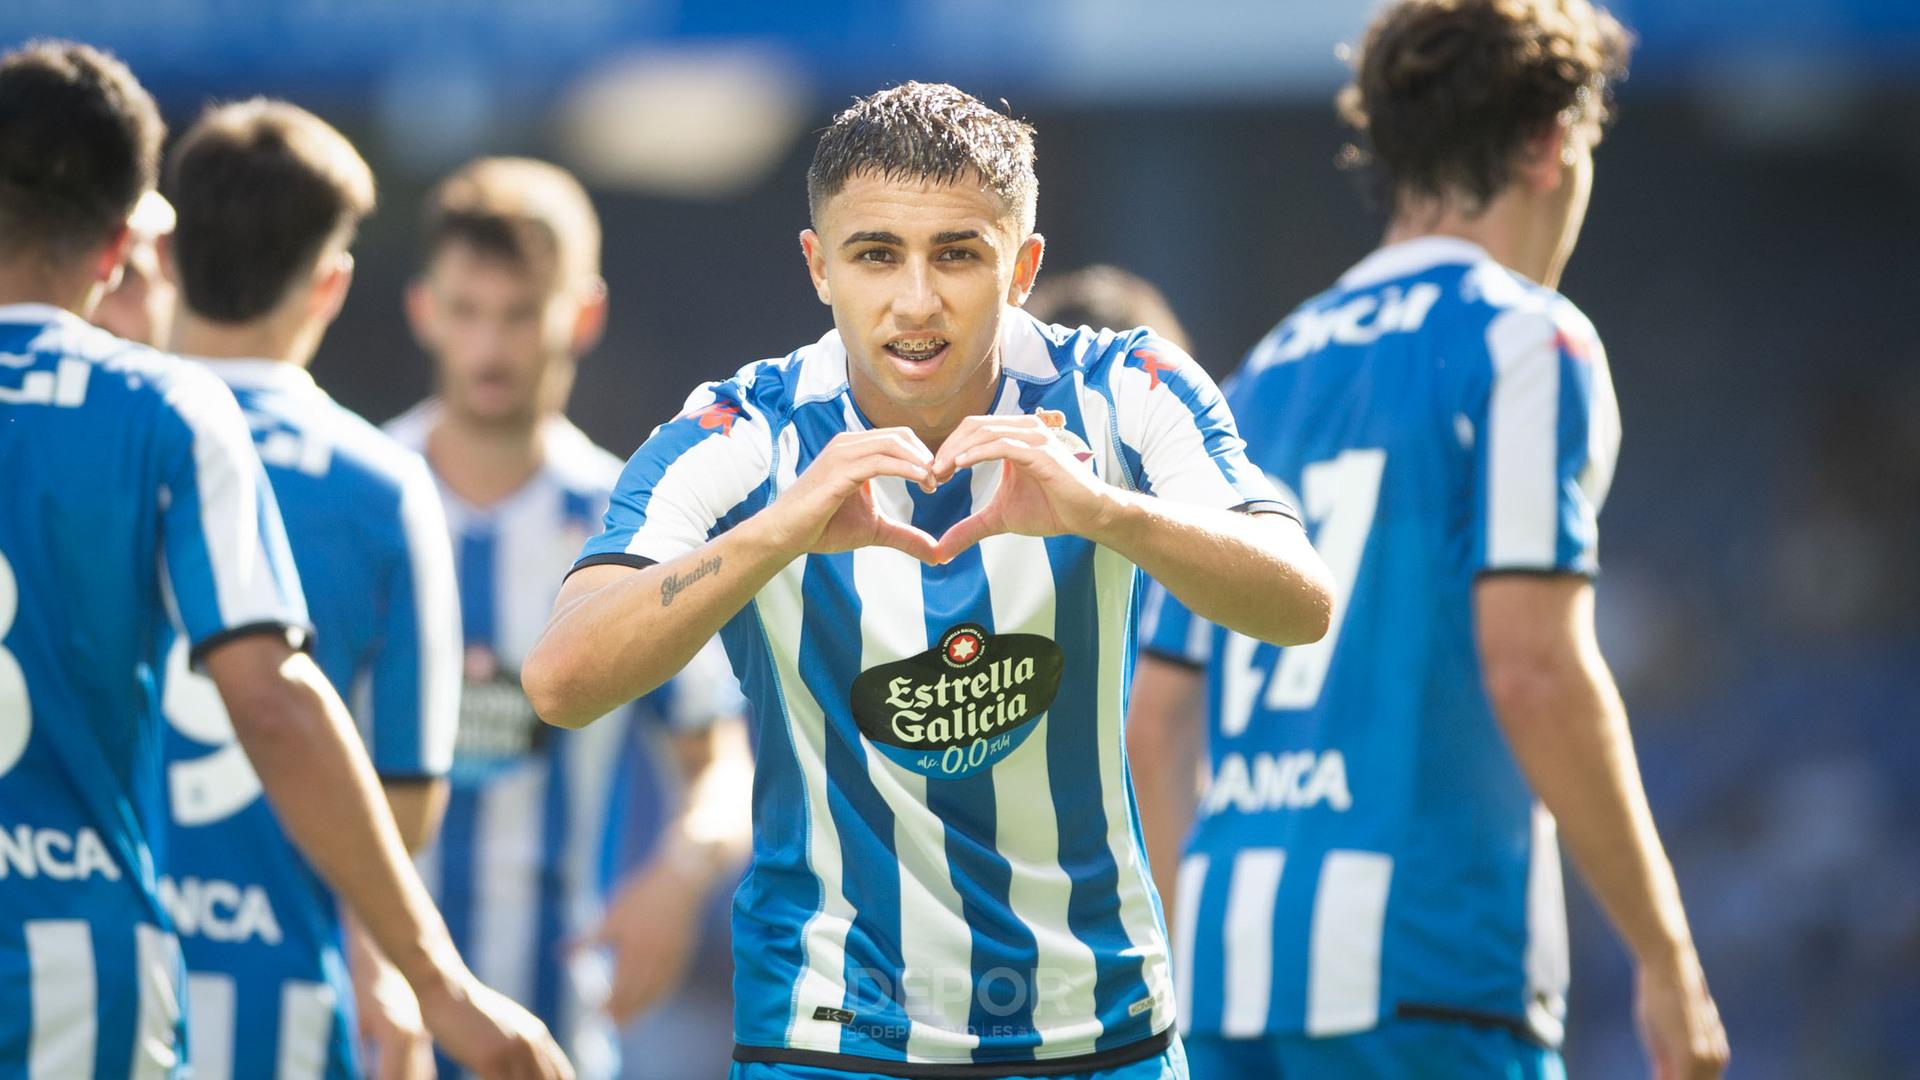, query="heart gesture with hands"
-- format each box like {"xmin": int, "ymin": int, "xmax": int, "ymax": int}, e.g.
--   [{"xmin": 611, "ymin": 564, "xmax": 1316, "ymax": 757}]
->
[{"xmin": 765, "ymin": 410, "xmax": 1114, "ymax": 567}]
